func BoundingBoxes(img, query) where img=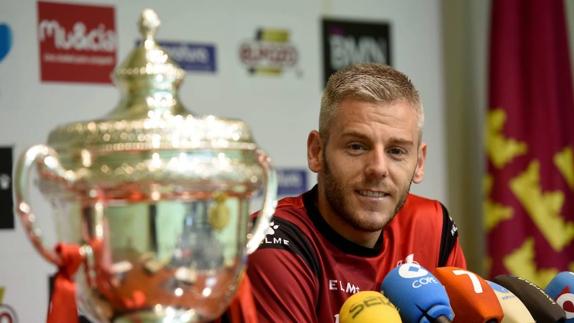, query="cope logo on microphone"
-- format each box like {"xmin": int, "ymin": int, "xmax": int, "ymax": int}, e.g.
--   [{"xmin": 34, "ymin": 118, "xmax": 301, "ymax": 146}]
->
[
  {"xmin": 398, "ymin": 263, "xmax": 428, "ymax": 279},
  {"xmin": 397, "ymin": 263, "xmax": 439, "ymax": 289}
]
